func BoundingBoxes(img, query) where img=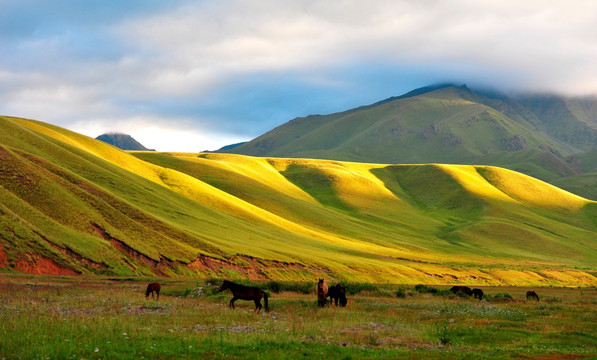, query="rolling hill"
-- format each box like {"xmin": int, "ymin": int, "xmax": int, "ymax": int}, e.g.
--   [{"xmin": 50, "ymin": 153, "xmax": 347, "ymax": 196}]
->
[
  {"xmin": 224, "ymin": 84, "xmax": 597, "ymax": 200},
  {"xmin": 1, "ymin": 116, "xmax": 596, "ymax": 285}
]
